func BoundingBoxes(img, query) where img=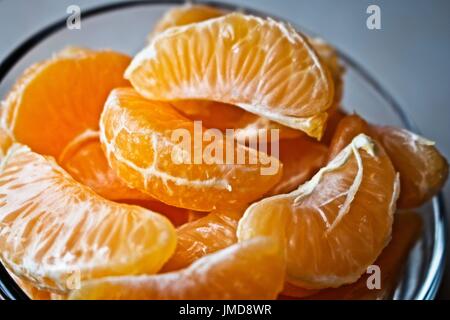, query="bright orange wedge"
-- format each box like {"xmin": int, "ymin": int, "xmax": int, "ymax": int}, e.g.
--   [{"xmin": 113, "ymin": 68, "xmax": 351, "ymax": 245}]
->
[
  {"xmin": 162, "ymin": 208, "xmax": 242, "ymax": 272},
  {"xmin": 268, "ymin": 136, "xmax": 328, "ymax": 195},
  {"xmin": 126, "ymin": 13, "xmax": 334, "ymax": 138},
  {"xmin": 328, "ymin": 114, "xmax": 448, "ymax": 208},
  {"xmin": 151, "ymin": 4, "xmax": 224, "ymax": 36},
  {"xmin": 0, "ymin": 144, "xmax": 176, "ymax": 293},
  {"xmin": 374, "ymin": 126, "xmax": 448, "ymax": 208},
  {"xmin": 305, "ymin": 212, "xmax": 422, "ymax": 299},
  {"xmin": 69, "ymin": 237, "xmax": 285, "ymax": 300},
  {"xmin": 58, "ymin": 130, "xmax": 148, "ymax": 201},
  {"xmin": 238, "ymin": 134, "xmax": 399, "ymax": 289},
  {"xmin": 100, "ymin": 88, "xmax": 282, "ymax": 211},
  {"xmin": 1, "ymin": 48, "xmax": 131, "ymax": 158}
]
